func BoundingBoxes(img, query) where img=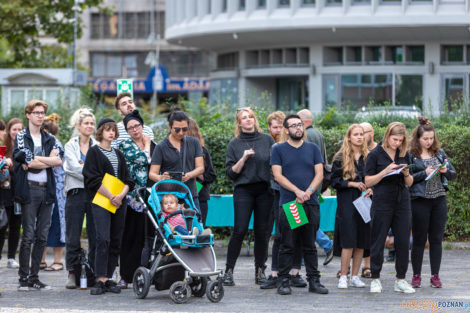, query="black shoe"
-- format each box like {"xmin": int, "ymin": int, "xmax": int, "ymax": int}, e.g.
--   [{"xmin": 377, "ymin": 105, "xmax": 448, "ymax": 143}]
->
[
  {"xmin": 255, "ymin": 265, "xmax": 267, "ymax": 285},
  {"xmin": 323, "ymin": 248, "xmax": 334, "ymax": 266},
  {"xmin": 223, "ymin": 268, "xmax": 235, "ymax": 286},
  {"xmin": 290, "ymin": 274, "xmax": 307, "ymax": 288},
  {"xmin": 104, "ymin": 280, "xmax": 121, "ymax": 293},
  {"xmin": 90, "ymin": 281, "xmax": 106, "ymax": 295},
  {"xmin": 308, "ymin": 278, "xmax": 329, "ymax": 294},
  {"xmin": 28, "ymin": 278, "xmax": 52, "ymax": 290},
  {"xmin": 386, "ymin": 250, "xmax": 395, "ymax": 262},
  {"xmin": 277, "ymin": 278, "xmax": 292, "ymax": 295},
  {"xmin": 260, "ymin": 275, "xmax": 278, "ymax": 289},
  {"xmin": 18, "ymin": 277, "xmax": 29, "ymax": 291}
]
